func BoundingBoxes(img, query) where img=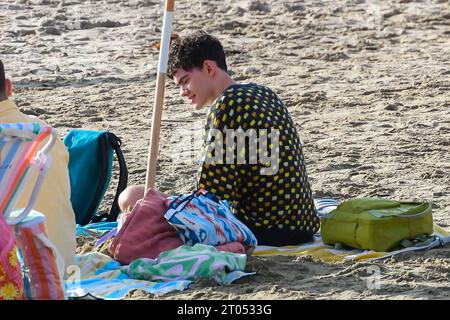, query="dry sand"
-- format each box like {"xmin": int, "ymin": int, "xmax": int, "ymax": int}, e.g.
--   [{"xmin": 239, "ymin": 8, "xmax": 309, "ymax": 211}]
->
[{"xmin": 1, "ymin": 0, "xmax": 449, "ymax": 299}]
